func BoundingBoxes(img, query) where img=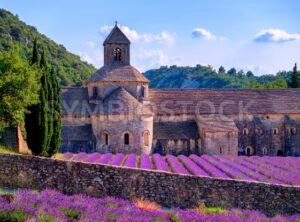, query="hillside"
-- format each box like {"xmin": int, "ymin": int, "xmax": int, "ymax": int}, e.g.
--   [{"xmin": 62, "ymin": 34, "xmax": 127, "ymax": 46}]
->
[
  {"xmin": 144, "ymin": 65, "xmax": 292, "ymax": 89},
  {"xmin": 0, "ymin": 8, "xmax": 96, "ymax": 86}
]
